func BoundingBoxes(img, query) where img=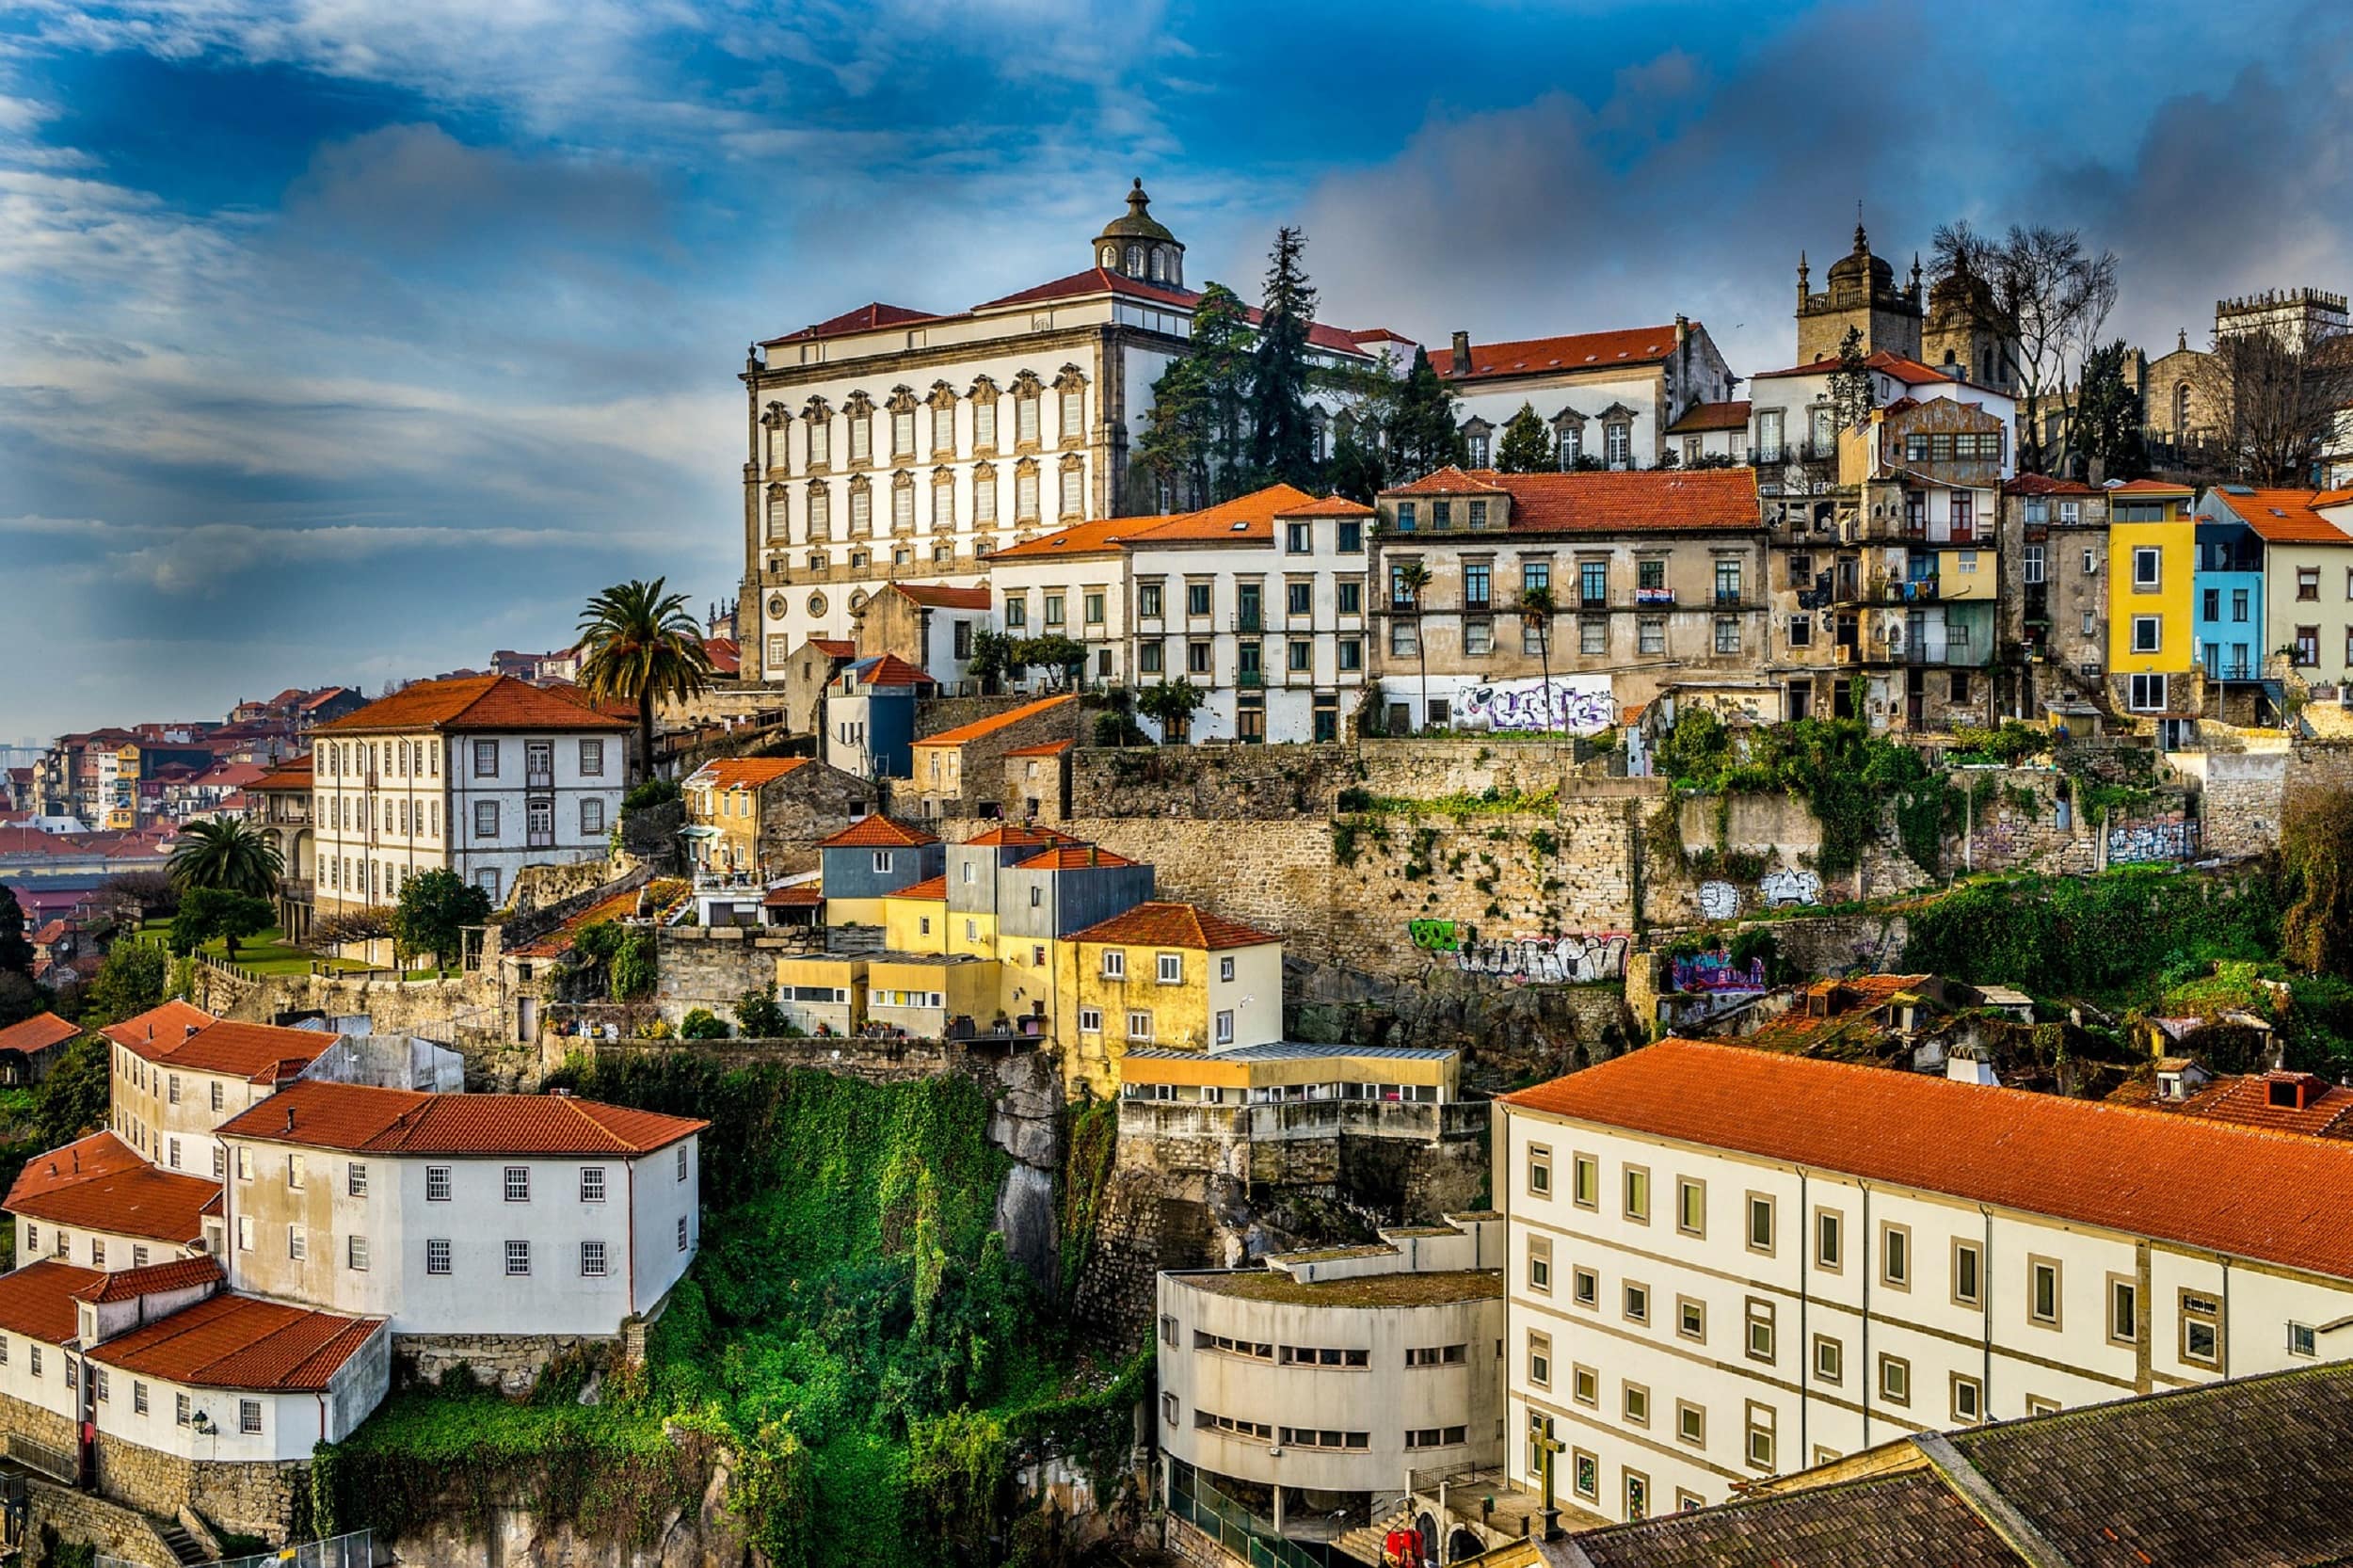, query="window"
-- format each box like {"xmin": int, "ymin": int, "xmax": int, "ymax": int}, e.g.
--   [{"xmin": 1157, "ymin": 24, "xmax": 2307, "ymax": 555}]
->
[
  {"xmin": 1812, "ymin": 1334, "xmax": 1842, "ymax": 1384},
  {"xmin": 287, "ymin": 1227, "xmax": 305, "ymax": 1262},
  {"xmin": 1881, "ymin": 1223, "xmax": 1911, "ymax": 1288},
  {"xmin": 2026, "ymin": 1394, "xmax": 2061, "ymax": 1417},
  {"xmin": 1101, "ymin": 950, "xmax": 1126, "ymax": 980},
  {"xmin": 1572, "ymin": 1266, "xmax": 1598, "ymax": 1307},
  {"xmin": 211, "ymin": 1082, "xmax": 223, "ymax": 1112},
  {"xmin": 1157, "ymin": 952, "xmax": 1182, "ymax": 984},
  {"xmin": 2130, "ymin": 614, "xmax": 2163, "ymax": 655},
  {"xmin": 1213, "ymin": 1009, "xmax": 1235, "ymax": 1045},
  {"xmin": 2299, "ymin": 566, "xmax": 2322, "ymax": 600},
  {"xmin": 27, "ymin": 1346, "xmax": 39, "ymax": 1378},
  {"xmin": 1127, "ymin": 1011, "xmax": 1152, "ymax": 1041},
  {"xmin": 1745, "ymin": 1401, "xmax": 1777, "ymax": 1469},
  {"xmin": 427, "ymin": 1165, "xmax": 452, "ymax": 1202},
  {"xmin": 2027, "ymin": 1256, "xmax": 2062, "ymax": 1328},
  {"xmin": 1640, "ymin": 616, "xmax": 1667, "ymax": 654},
  {"xmin": 1404, "ymin": 1426, "xmax": 1468, "ymax": 1449},
  {"xmin": 678, "ymin": 1215, "xmax": 690, "ymax": 1252},
  {"xmin": 2296, "ymin": 625, "xmax": 2321, "ymax": 665},
  {"xmin": 426, "ymin": 1239, "xmax": 451, "ymax": 1275},
  {"xmin": 474, "ymin": 800, "xmax": 499, "ymax": 839},
  {"xmin": 1815, "ymin": 1208, "xmax": 1843, "ymax": 1272},
  {"xmin": 579, "ymin": 1166, "xmax": 607, "ymax": 1204},
  {"xmin": 347, "ymin": 1162, "xmax": 368, "ymax": 1198},
  {"xmin": 1624, "ymin": 1470, "xmax": 1649, "ymax": 1521},
  {"xmin": 1578, "ymin": 616, "xmax": 1607, "ymax": 656},
  {"xmin": 2023, "ymin": 543, "xmax": 2045, "ymax": 584},
  {"xmin": 2128, "ymin": 672, "xmax": 2169, "ymax": 712},
  {"xmin": 1623, "ymin": 1281, "xmax": 1650, "ymax": 1325},
  {"xmin": 1879, "ymin": 1354, "xmax": 1911, "ymax": 1405},
  {"xmin": 582, "ymin": 1240, "xmax": 608, "ymax": 1277},
  {"xmin": 134, "ymin": 1381, "xmax": 148, "ymax": 1415},
  {"xmin": 241, "ymin": 1400, "xmax": 263, "ymax": 1435},
  {"xmin": 1405, "ymin": 1343, "xmax": 1465, "ymax": 1368},
  {"xmin": 1220, "ymin": 956, "xmax": 1236, "ymax": 983},
  {"xmin": 1746, "ymin": 1193, "xmax": 1775, "ymax": 1255},
  {"xmin": 1676, "ymin": 1177, "xmax": 1705, "ymax": 1237},
  {"xmin": 1526, "ymin": 1330, "xmax": 1551, "ymax": 1388},
  {"xmin": 1745, "ymin": 1298, "xmax": 1775, "ymax": 1362},
  {"xmin": 168, "ymin": 1072, "xmax": 180, "ymax": 1104},
  {"xmin": 2290, "ymin": 1321, "xmax": 2319, "ymax": 1358},
  {"xmin": 2134, "ymin": 546, "xmax": 2162, "ymax": 590},
  {"xmin": 1714, "ymin": 616, "xmax": 1741, "ymax": 655},
  {"xmin": 1570, "ymin": 1447, "xmax": 1598, "ymax": 1502},
  {"xmin": 348, "ymin": 1235, "xmax": 370, "ymax": 1272},
  {"xmin": 236, "ymin": 1215, "xmax": 253, "ymax": 1252},
  {"xmin": 2179, "ymin": 1288, "xmax": 2223, "ymax": 1367},
  {"xmin": 582, "ymin": 798, "xmax": 606, "ymax": 835},
  {"xmin": 1078, "ymin": 1008, "xmax": 1102, "ymax": 1033},
  {"xmin": 1526, "ymin": 1144, "xmax": 1551, "ymax": 1196},
  {"xmin": 1674, "ymin": 1400, "xmax": 1705, "ymax": 1448},
  {"xmin": 1276, "ymin": 1344, "xmax": 1369, "ymax": 1368},
  {"xmin": 504, "ymin": 1166, "xmax": 531, "ymax": 1203},
  {"xmin": 580, "ymin": 739, "xmax": 605, "ymax": 776},
  {"xmin": 1676, "ymin": 1295, "xmax": 1705, "ymax": 1343},
  {"xmin": 1623, "ymin": 1382, "xmax": 1651, "ymax": 1427},
  {"xmin": 505, "ymin": 1240, "xmax": 532, "ymax": 1276},
  {"xmin": 1624, "ymin": 1164, "xmax": 1650, "ymax": 1223},
  {"xmin": 1526, "ymin": 1234, "xmax": 1552, "ymax": 1293},
  {"xmin": 1951, "ymin": 1372, "xmax": 1984, "ymax": 1424}
]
